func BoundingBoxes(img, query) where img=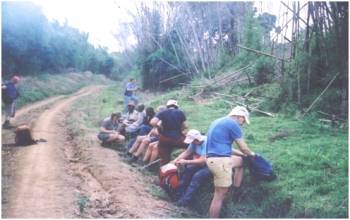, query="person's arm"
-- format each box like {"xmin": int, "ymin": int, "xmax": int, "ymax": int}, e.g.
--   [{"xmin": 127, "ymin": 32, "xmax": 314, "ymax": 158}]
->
[
  {"xmin": 100, "ymin": 126, "xmax": 116, "ymax": 134},
  {"xmin": 233, "ymin": 149, "xmax": 246, "ymax": 157},
  {"xmin": 181, "ymin": 121, "xmax": 188, "ymax": 131},
  {"xmin": 235, "ymin": 138, "xmax": 255, "ymax": 156},
  {"xmin": 172, "ymin": 148, "xmax": 192, "ymax": 164},
  {"xmin": 150, "ymin": 117, "xmax": 160, "ymax": 128},
  {"xmin": 175, "ymin": 155, "xmax": 206, "ymax": 166}
]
